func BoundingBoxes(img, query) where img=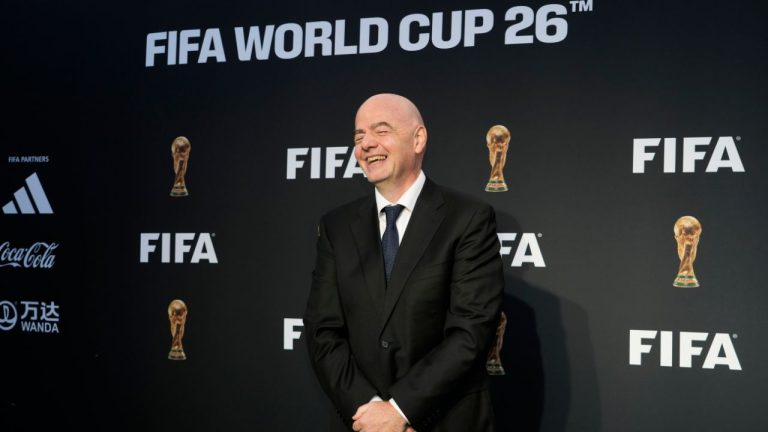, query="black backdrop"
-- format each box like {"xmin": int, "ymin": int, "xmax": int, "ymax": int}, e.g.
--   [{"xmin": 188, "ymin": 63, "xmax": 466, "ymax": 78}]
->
[{"xmin": 3, "ymin": 1, "xmax": 768, "ymax": 431}]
